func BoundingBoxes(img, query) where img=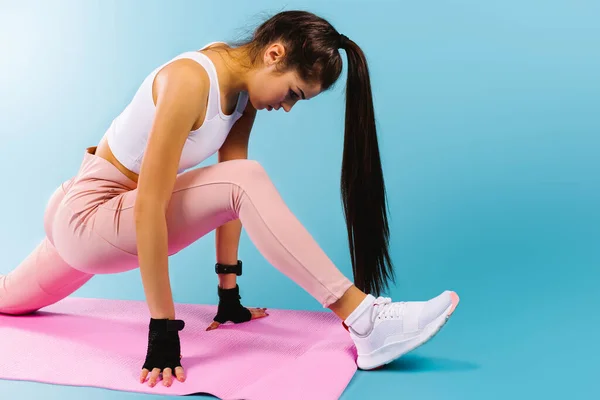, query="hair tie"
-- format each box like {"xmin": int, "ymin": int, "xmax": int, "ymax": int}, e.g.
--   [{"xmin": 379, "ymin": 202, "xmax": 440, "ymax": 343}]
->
[{"xmin": 338, "ymin": 33, "xmax": 350, "ymax": 48}]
